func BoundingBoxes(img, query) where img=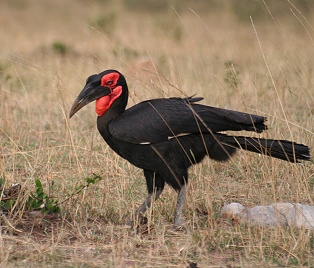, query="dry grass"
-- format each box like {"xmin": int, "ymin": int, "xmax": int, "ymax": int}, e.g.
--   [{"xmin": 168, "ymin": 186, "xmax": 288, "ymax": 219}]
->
[{"xmin": 0, "ymin": 0, "xmax": 313, "ymax": 267}]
